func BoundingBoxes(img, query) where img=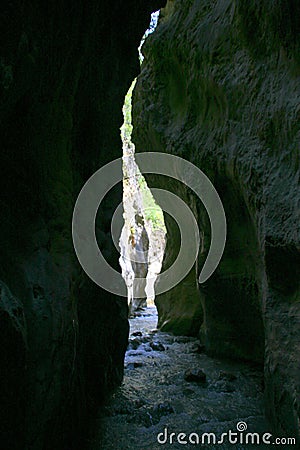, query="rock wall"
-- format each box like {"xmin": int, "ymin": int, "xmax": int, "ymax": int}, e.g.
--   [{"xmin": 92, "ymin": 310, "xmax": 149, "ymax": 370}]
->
[
  {"xmin": 120, "ymin": 142, "xmax": 166, "ymax": 314},
  {"xmin": 133, "ymin": 0, "xmax": 299, "ymax": 440},
  {"xmin": 0, "ymin": 1, "xmax": 165, "ymax": 449}
]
